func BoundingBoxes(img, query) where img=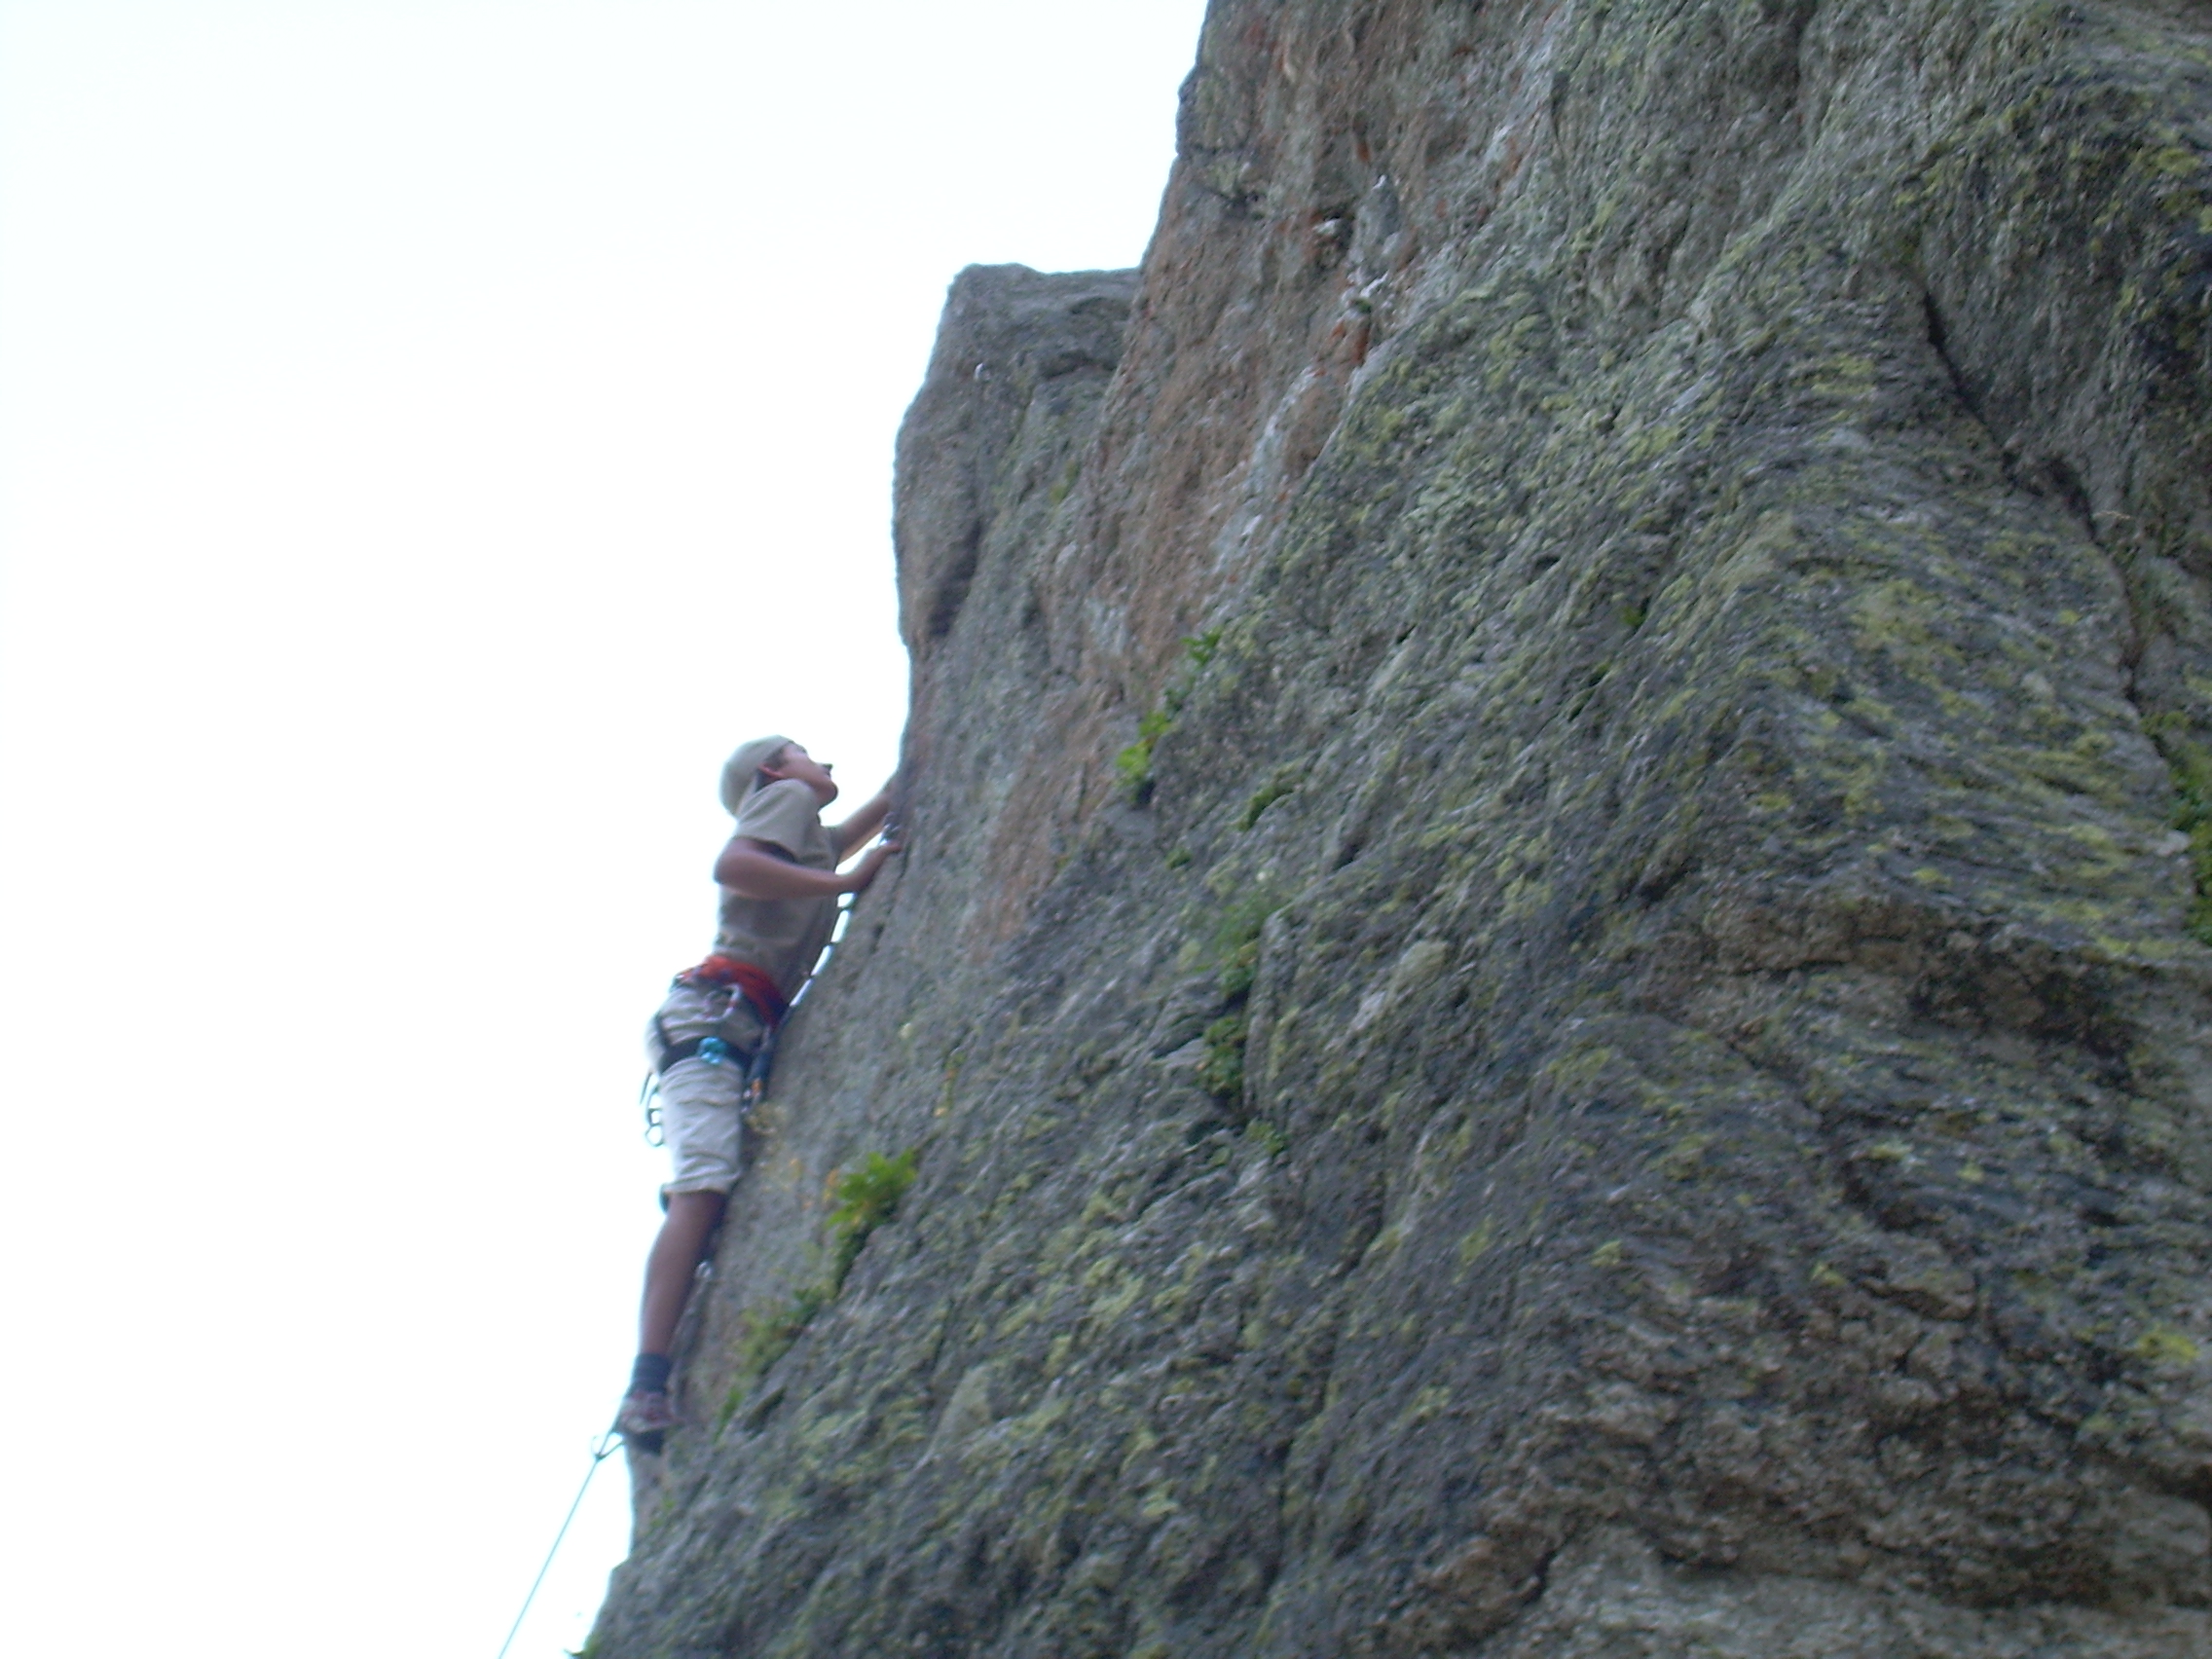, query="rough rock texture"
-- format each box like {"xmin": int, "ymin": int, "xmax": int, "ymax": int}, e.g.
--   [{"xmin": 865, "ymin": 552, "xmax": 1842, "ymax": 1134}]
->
[{"xmin": 590, "ymin": 1, "xmax": 2212, "ymax": 1653}]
